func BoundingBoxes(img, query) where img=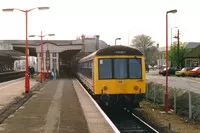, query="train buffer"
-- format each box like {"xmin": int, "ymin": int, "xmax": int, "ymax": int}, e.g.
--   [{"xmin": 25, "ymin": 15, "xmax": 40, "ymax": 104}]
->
[{"xmin": 0, "ymin": 78, "xmax": 117, "ymax": 133}]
